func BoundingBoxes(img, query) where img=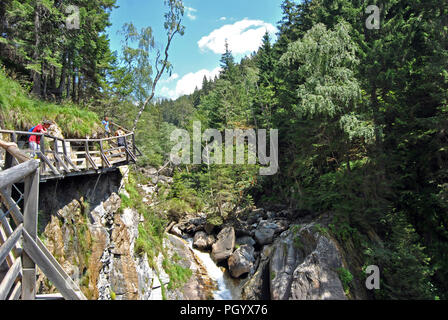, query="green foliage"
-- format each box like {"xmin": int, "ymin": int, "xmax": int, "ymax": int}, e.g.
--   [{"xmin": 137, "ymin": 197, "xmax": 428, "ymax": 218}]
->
[
  {"xmin": 328, "ymin": 217, "xmax": 358, "ymax": 243},
  {"xmin": 1, "ymin": 0, "xmax": 117, "ymax": 102},
  {"xmin": 313, "ymin": 223, "xmax": 329, "ymax": 237},
  {"xmin": 0, "ymin": 68, "xmax": 101, "ymax": 137},
  {"xmin": 206, "ymin": 213, "xmax": 224, "ymax": 228},
  {"xmin": 337, "ymin": 267, "xmax": 353, "ymax": 295},
  {"xmin": 281, "ymin": 22, "xmax": 361, "ymax": 119},
  {"xmin": 163, "ymin": 198, "xmax": 194, "ymax": 222},
  {"xmin": 364, "ymin": 211, "xmax": 435, "ymax": 300},
  {"xmin": 109, "ymin": 289, "xmax": 116, "ymax": 300},
  {"xmin": 290, "ymin": 225, "xmax": 304, "ymax": 250},
  {"xmin": 162, "ymin": 257, "xmax": 193, "ymax": 290}
]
